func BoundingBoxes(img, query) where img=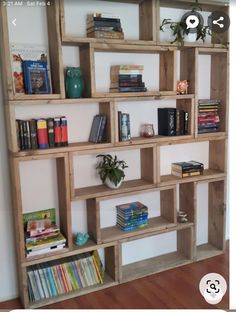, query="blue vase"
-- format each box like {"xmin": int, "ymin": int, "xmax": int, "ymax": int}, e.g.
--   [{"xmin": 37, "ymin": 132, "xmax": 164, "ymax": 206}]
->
[{"xmin": 65, "ymin": 67, "xmax": 84, "ymax": 98}]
